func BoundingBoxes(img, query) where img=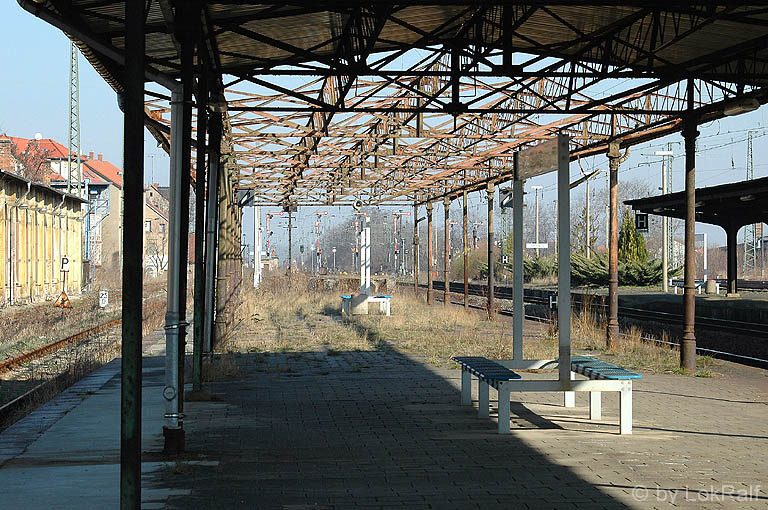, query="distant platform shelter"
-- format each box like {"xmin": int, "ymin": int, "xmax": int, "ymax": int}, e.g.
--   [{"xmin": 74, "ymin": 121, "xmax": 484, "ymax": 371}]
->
[{"xmin": 626, "ymin": 176, "xmax": 768, "ymax": 295}]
